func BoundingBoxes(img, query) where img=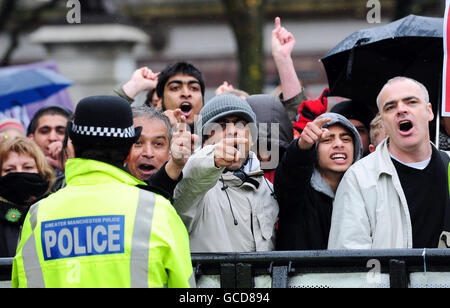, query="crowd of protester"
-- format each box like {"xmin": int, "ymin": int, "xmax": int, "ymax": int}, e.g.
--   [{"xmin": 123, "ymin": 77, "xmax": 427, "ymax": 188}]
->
[{"xmin": 2, "ymin": 17, "xmax": 450, "ymax": 287}]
